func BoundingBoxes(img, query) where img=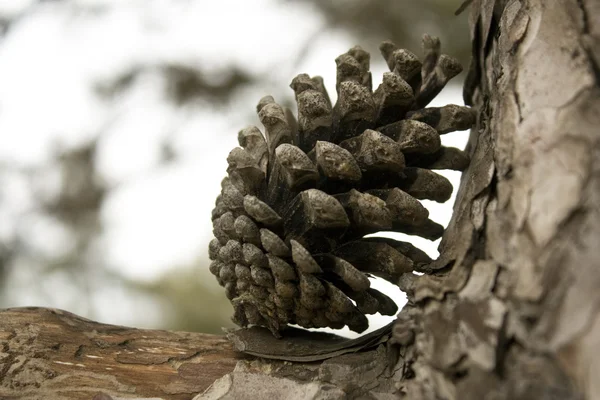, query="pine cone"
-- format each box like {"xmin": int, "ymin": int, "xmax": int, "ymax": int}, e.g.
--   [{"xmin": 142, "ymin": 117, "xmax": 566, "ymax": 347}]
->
[{"xmin": 209, "ymin": 35, "xmax": 475, "ymax": 337}]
